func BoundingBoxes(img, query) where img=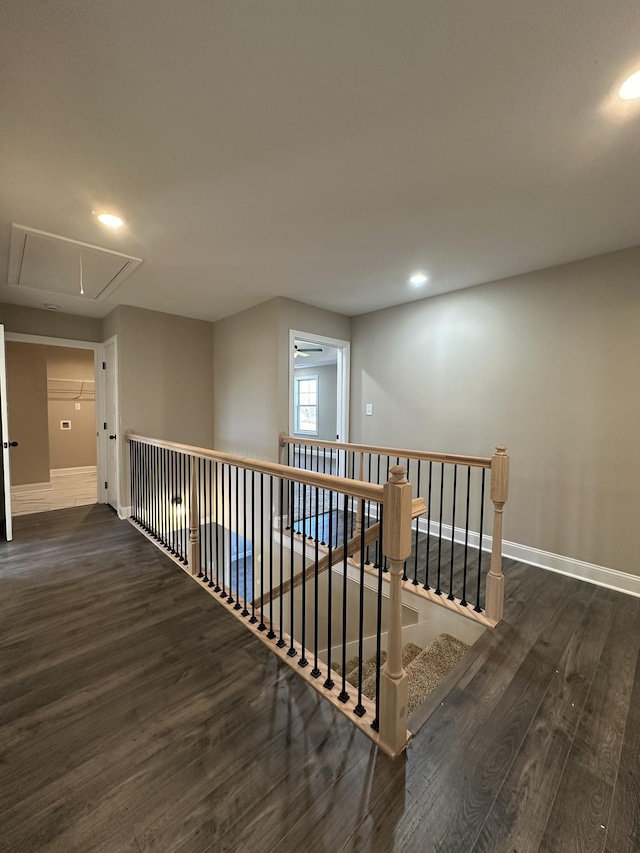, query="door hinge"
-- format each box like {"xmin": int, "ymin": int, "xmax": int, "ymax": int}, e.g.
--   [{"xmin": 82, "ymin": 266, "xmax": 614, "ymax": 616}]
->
[
  {"xmin": 102, "ymin": 362, "xmax": 106, "ymax": 369},
  {"xmin": 104, "ymin": 422, "xmax": 107, "ymax": 430},
  {"xmin": 105, "ymin": 481, "xmax": 108, "ymax": 489}
]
